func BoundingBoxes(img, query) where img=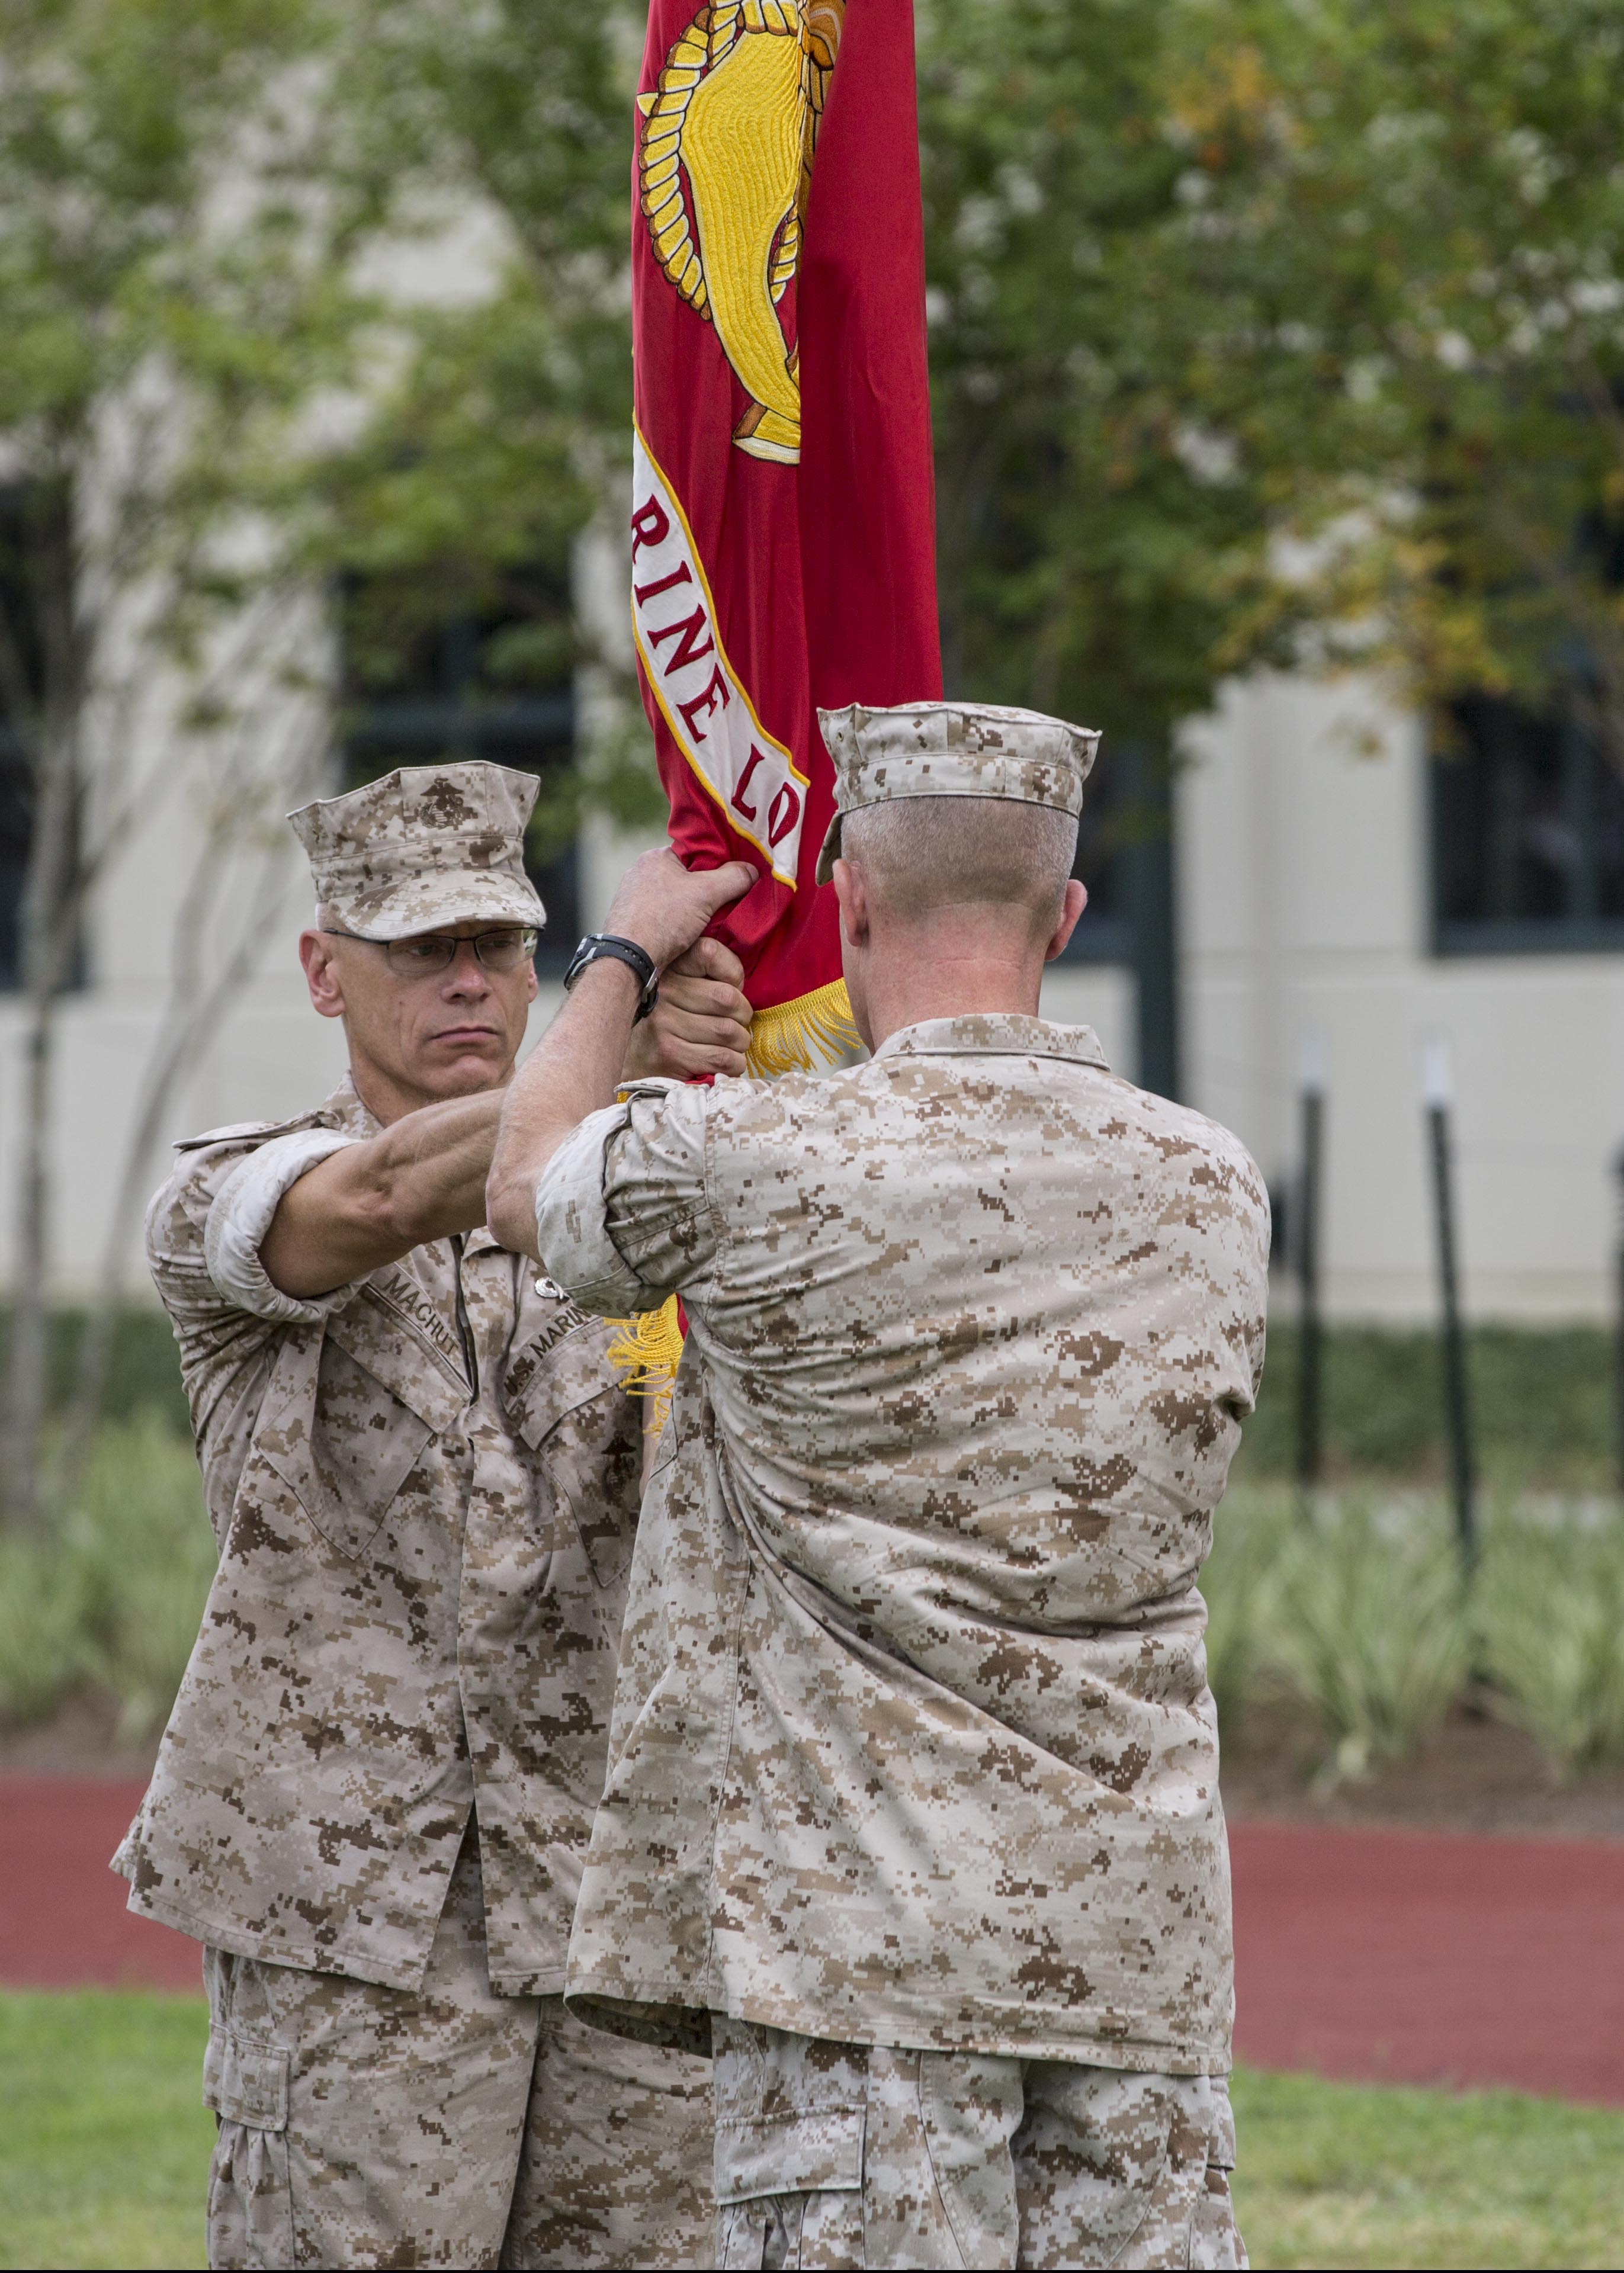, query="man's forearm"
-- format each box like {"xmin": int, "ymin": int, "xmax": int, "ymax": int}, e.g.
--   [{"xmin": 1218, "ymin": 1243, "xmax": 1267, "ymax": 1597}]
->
[
  {"xmin": 486, "ymin": 959, "xmax": 641, "ymax": 1259},
  {"xmin": 370, "ymin": 1089, "xmax": 509, "ymax": 1244},
  {"xmin": 262, "ymin": 1089, "xmax": 506, "ymax": 1298},
  {"xmin": 487, "ymin": 845, "xmax": 758, "ymax": 1256}
]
